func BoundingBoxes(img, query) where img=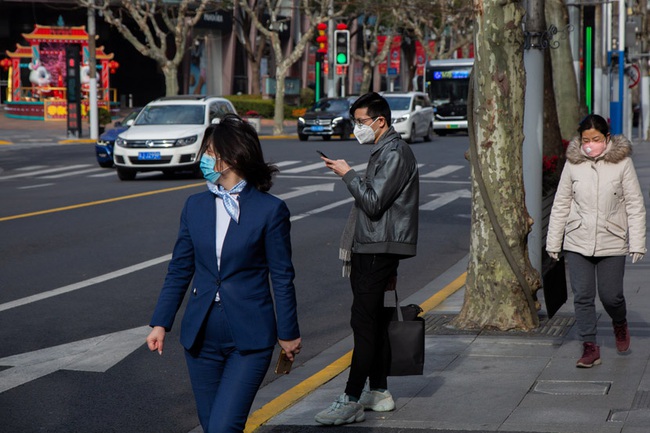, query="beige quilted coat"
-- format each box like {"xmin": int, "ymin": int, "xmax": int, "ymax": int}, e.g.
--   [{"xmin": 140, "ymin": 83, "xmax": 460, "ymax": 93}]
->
[{"xmin": 546, "ymin": 135, "xmax": 647, "ymax": 256}]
